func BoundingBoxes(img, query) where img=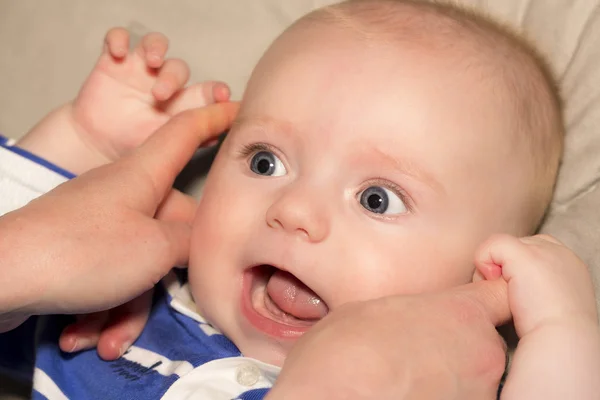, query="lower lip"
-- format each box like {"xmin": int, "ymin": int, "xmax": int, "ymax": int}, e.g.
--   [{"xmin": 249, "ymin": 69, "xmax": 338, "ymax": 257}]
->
[{"xmin": 240, "ymin": 270, "xmax": 311, "ymax": 340}]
